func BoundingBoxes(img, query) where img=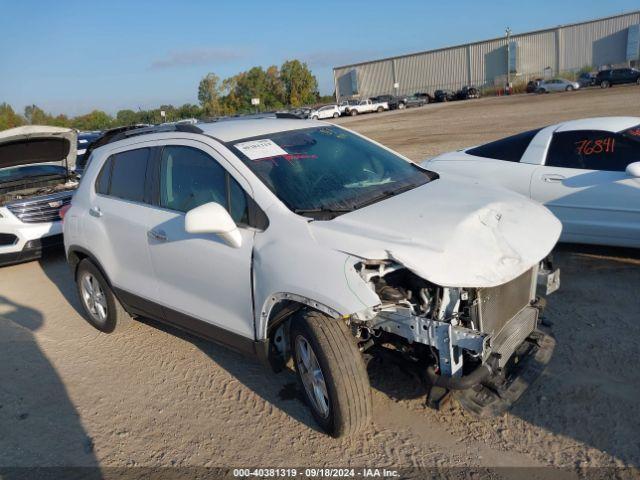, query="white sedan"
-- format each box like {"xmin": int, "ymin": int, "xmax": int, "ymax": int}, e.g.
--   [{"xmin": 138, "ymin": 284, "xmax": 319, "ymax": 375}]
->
[{"xmin": 422, "ymin": 117, "xmax": 640, "ymax": 248}]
